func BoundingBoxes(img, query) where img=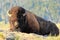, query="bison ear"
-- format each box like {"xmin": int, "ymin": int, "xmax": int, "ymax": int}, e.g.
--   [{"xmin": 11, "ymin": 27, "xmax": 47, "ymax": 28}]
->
[{"xmin": 18, "ymin": 7, "xmax": 25, "ymax": 14}]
